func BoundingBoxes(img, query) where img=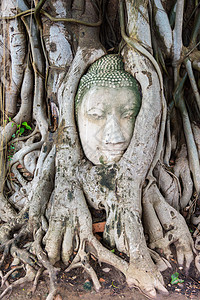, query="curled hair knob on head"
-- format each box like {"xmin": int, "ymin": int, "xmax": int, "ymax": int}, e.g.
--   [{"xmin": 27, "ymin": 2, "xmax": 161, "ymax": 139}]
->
[{"xmin": 75, "ymin": 54, "xmax": 142, "ymax": 113}]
